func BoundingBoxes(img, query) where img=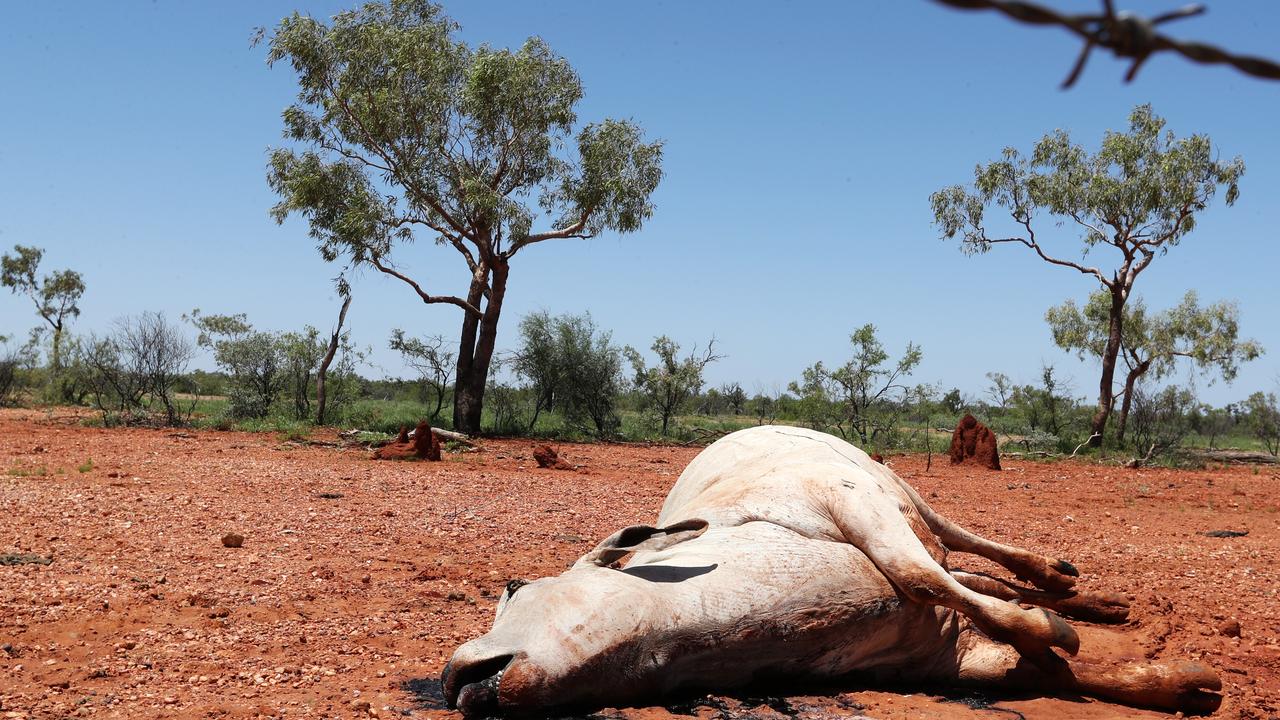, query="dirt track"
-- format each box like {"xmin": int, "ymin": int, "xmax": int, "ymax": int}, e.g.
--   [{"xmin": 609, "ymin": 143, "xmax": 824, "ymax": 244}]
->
[{"xmin": 2, "ymin": 409, "xmax": 1278, "ymax": 719}]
